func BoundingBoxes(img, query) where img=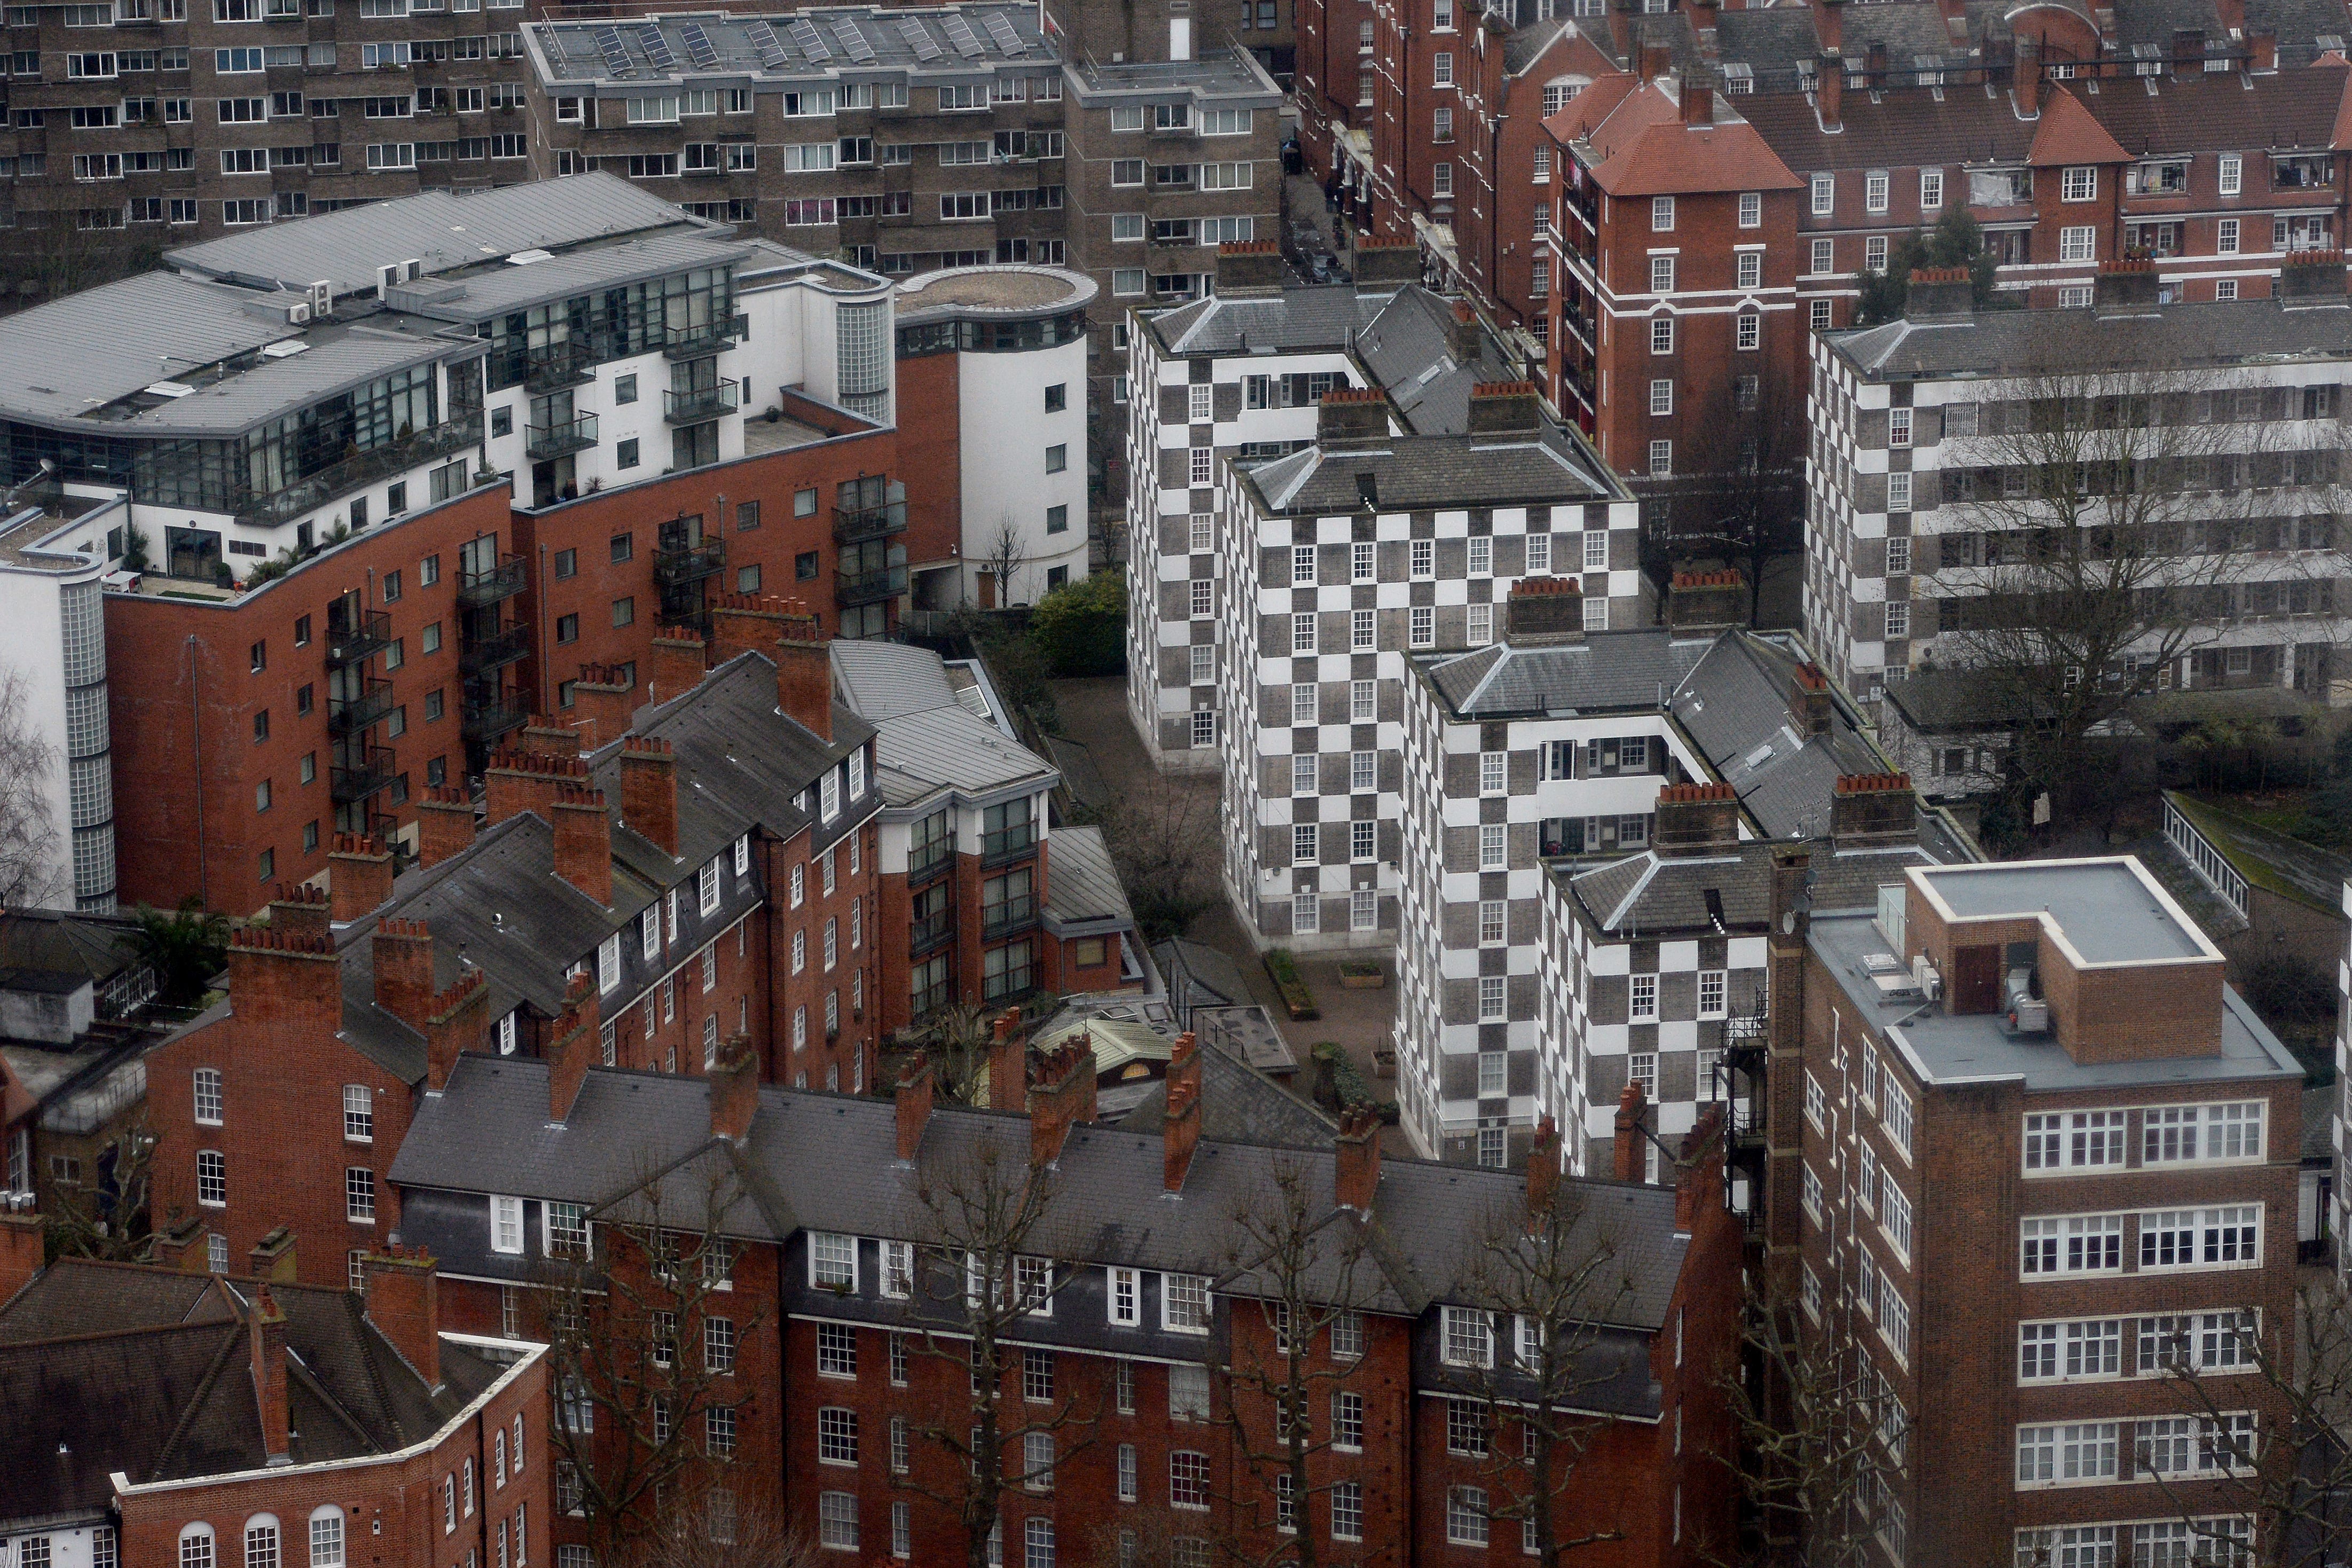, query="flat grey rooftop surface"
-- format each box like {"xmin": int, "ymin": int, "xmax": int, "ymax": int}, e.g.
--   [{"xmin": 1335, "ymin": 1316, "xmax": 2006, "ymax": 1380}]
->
[
  {"xmin": 1919, "ymin": 861, "xmax": 2207, "ymax": 964},
  {"xmin": 1810, "ymin": 908, "xmax": 2297, "ymax": 1092}
]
